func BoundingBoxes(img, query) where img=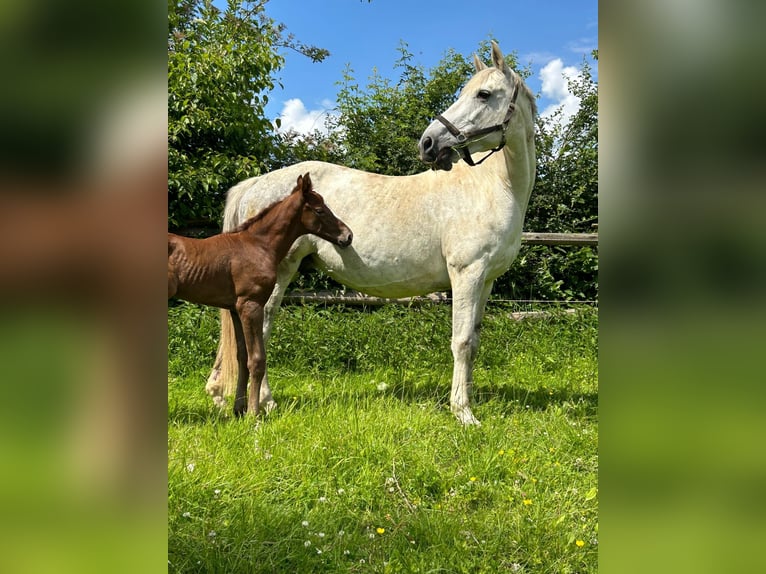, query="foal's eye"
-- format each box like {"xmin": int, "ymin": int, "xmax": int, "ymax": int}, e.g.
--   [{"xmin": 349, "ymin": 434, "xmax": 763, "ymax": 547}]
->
[
  {"xmin": 477, "ymin": 89, "xmax": 491, "ymax": 101},
  {"xmin": 313, "ymin": 207, "xmax": 326, "ymax": 216}
]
